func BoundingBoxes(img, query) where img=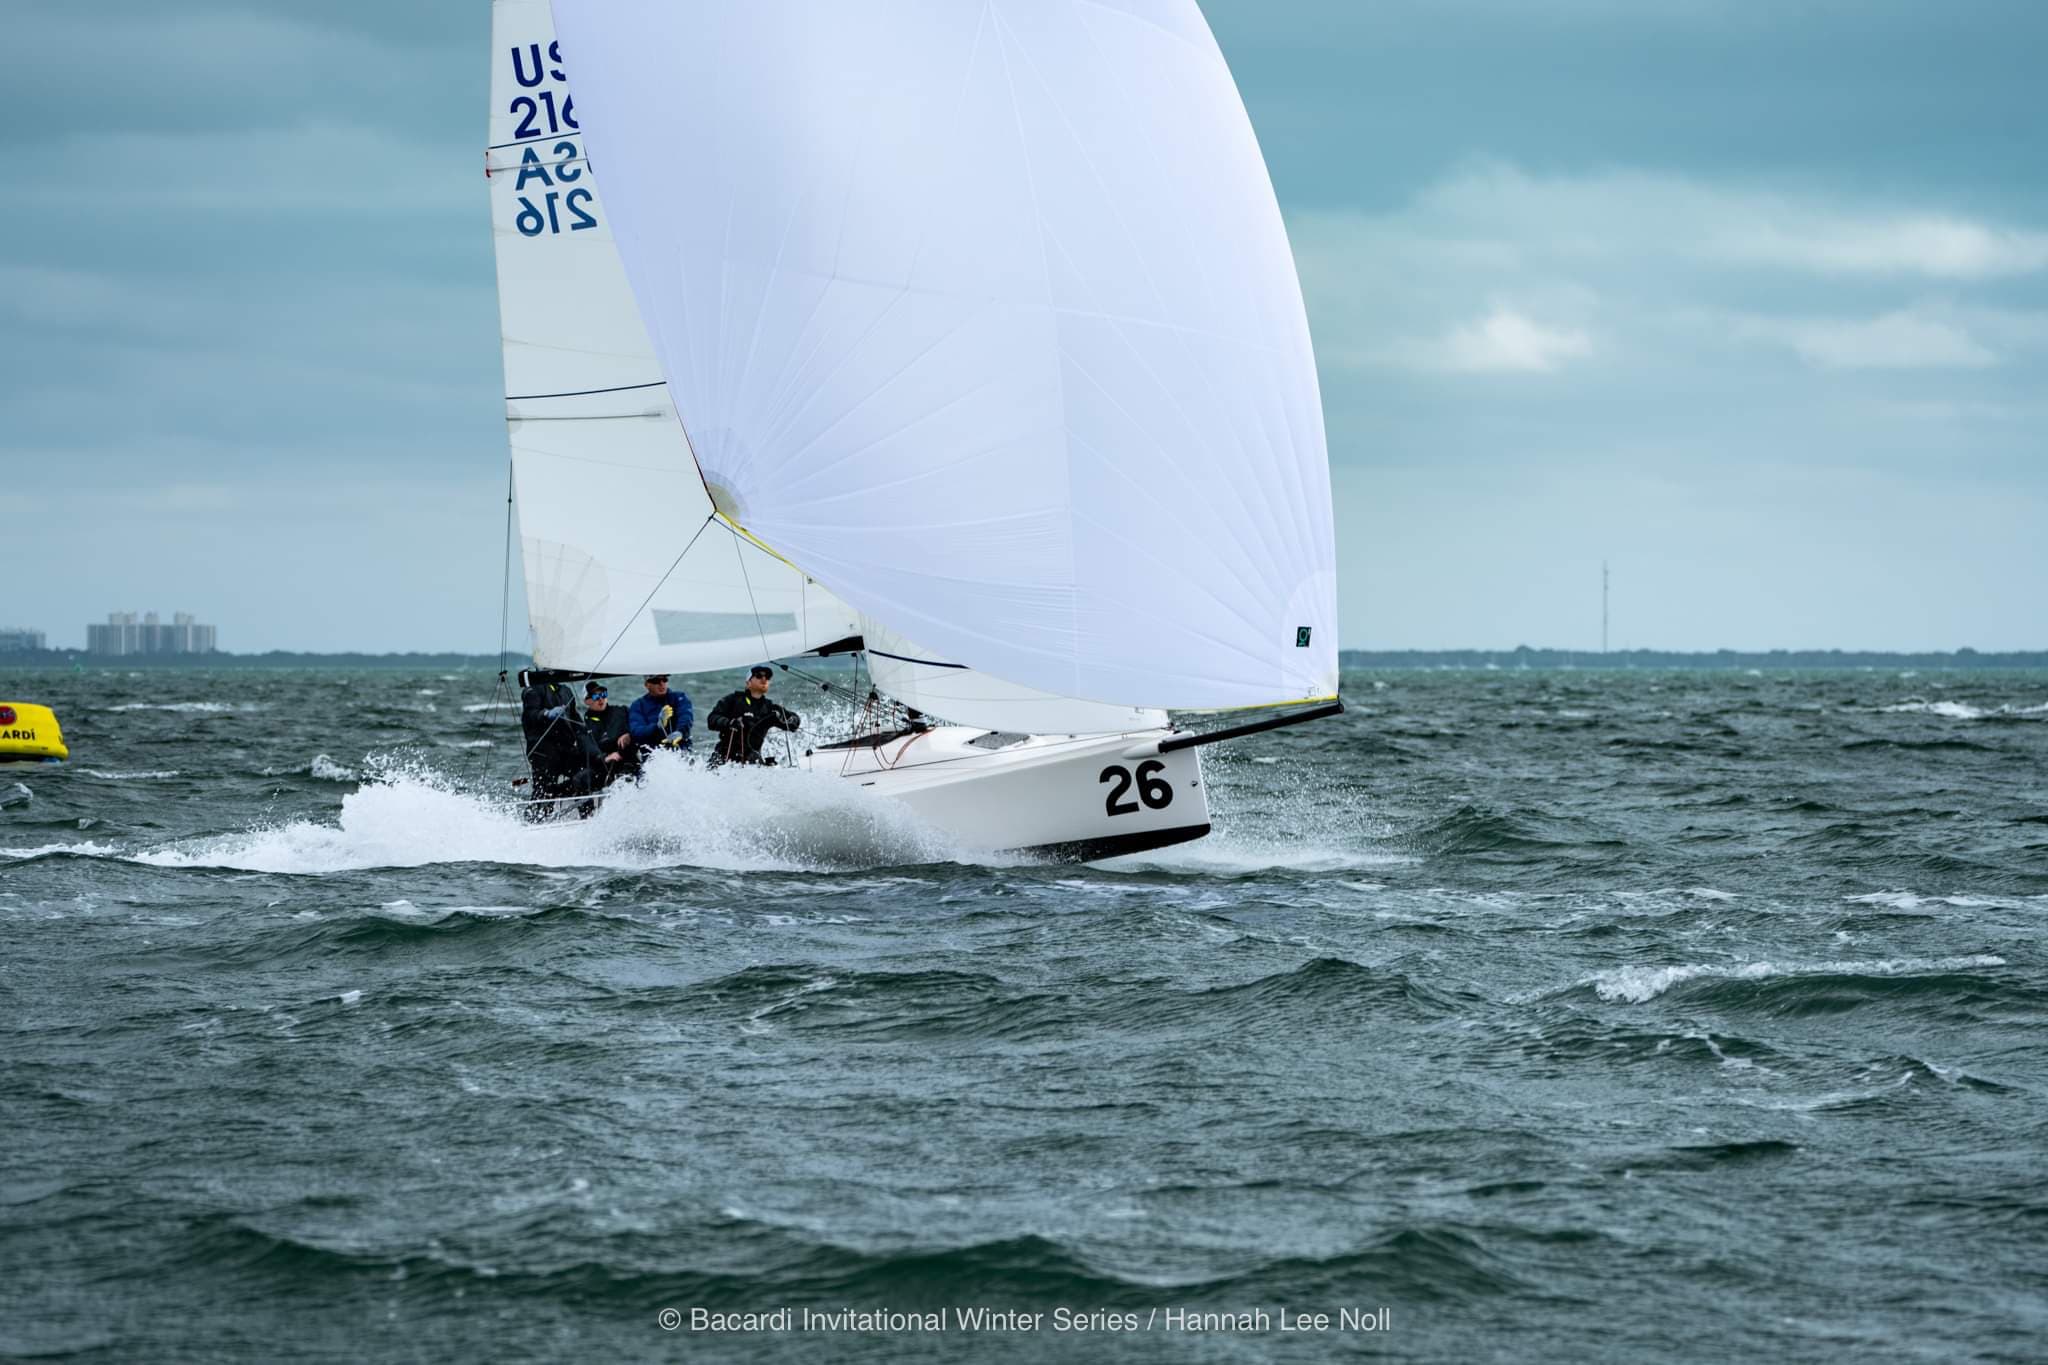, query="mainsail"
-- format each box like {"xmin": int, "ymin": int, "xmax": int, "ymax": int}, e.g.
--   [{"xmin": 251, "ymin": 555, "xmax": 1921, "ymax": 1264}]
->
[
  {"xmin": 549, "ymin": 0, "xmax": 1339, "ymax": 712},
  {"xmin": 487, "ymin": 0, "xmax": 858, "ymax": 674}
]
